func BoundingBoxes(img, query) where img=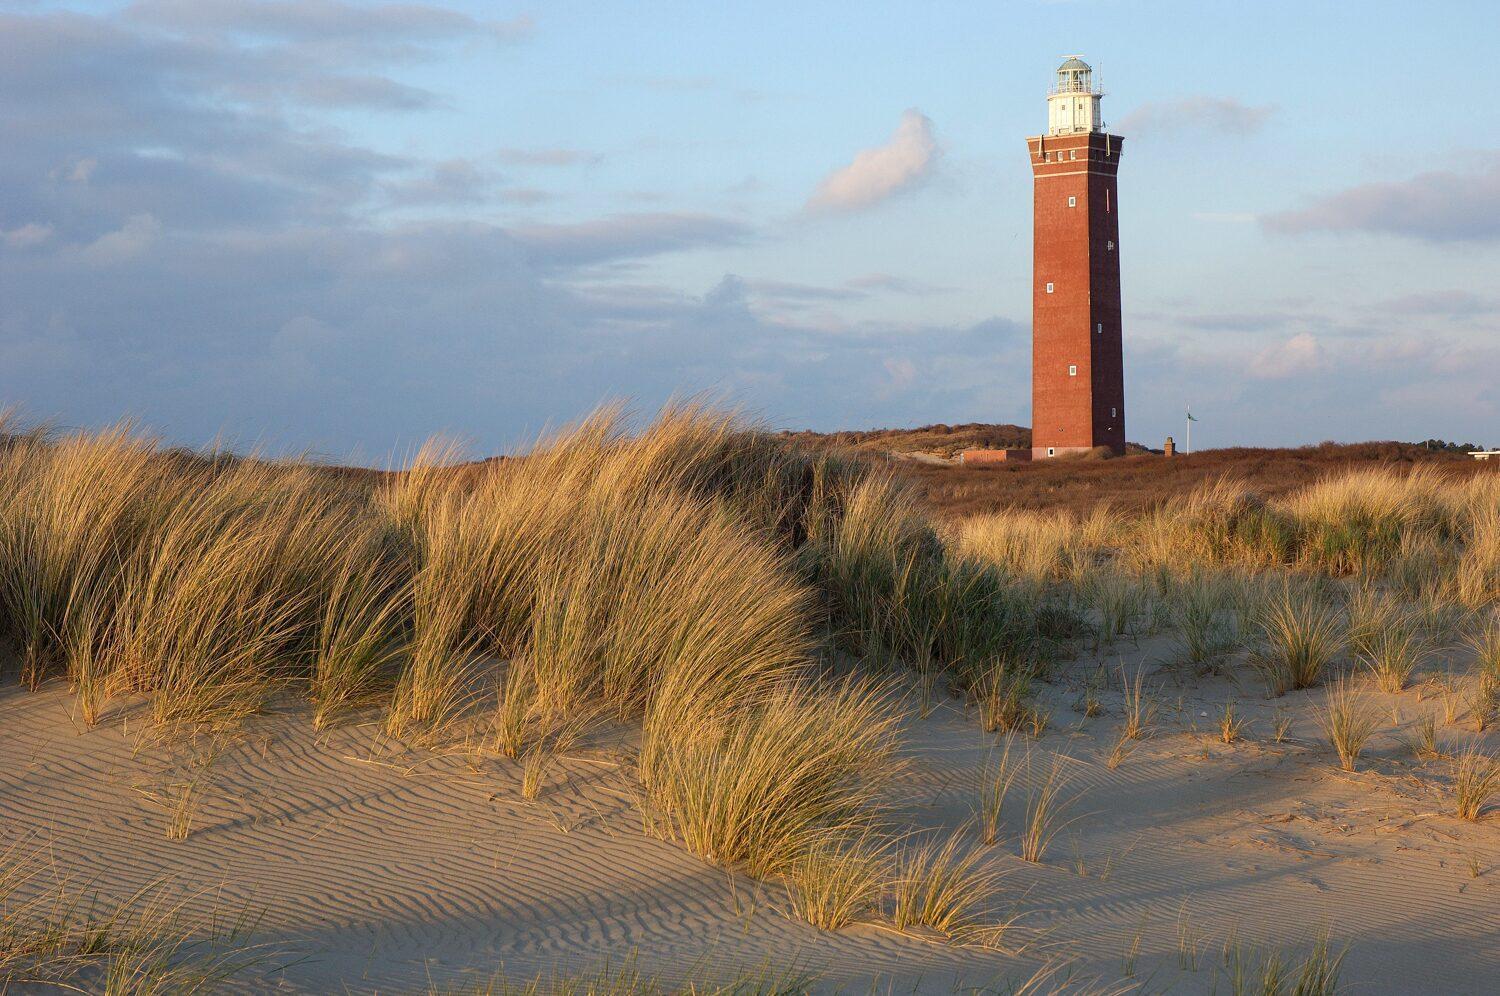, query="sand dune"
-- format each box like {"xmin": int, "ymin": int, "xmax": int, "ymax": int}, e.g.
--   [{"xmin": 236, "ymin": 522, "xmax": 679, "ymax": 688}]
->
[{"xmin": 3, "ymin": 629, "xmax": 1496, "ymax": 993}]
